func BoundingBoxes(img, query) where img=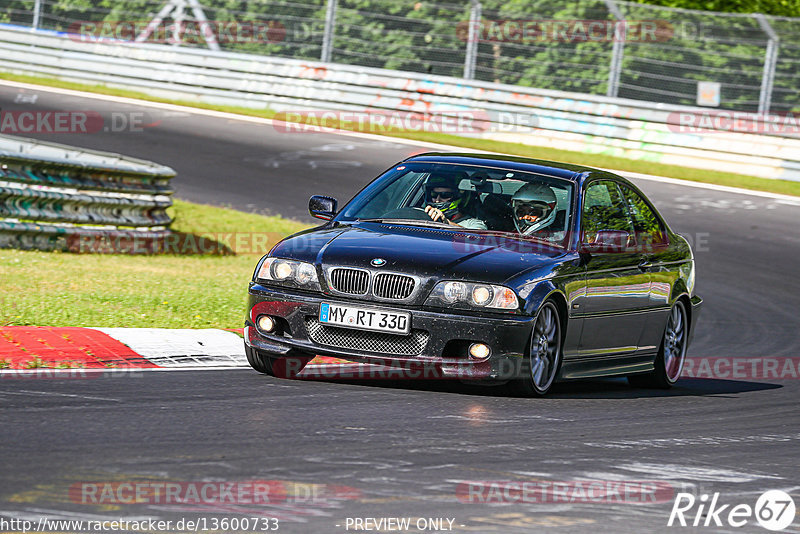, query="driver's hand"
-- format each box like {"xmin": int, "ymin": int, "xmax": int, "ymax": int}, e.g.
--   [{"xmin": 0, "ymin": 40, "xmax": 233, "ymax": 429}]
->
[{"xmin": 424, "ymin": 205, "xmax": 447, "ymax": 223}]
